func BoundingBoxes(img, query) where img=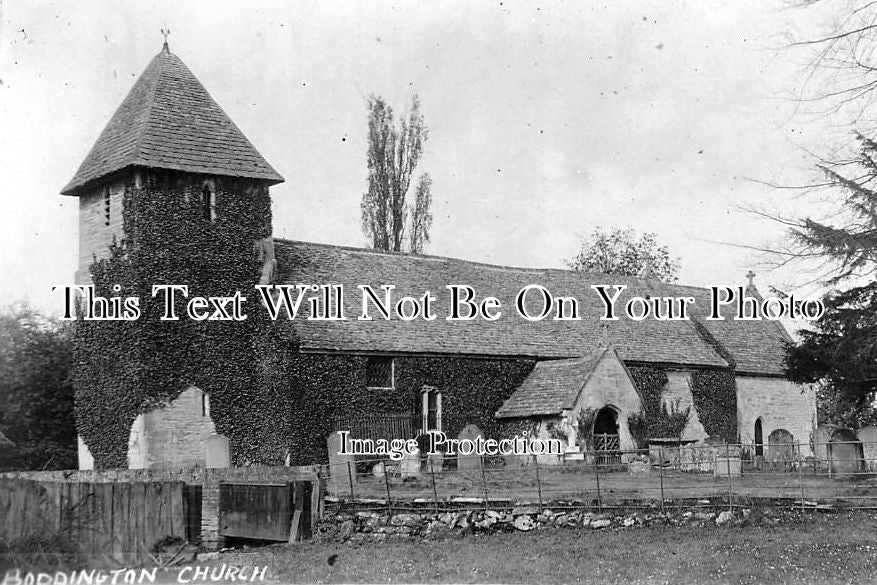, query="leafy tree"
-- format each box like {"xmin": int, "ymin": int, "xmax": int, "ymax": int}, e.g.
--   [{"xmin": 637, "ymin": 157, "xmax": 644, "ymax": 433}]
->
[
  {"xmin": 361, "ymin": 94, "xmax": 433, "ymax": 254},
  {"xmin": 766, "ymin": 5, "xmax": 877, "ymax": 417},
  {"xmin": 814, "ymin": 382, "xmax": 877, "ymax": 429},
  {"xmin": 566, "ymin": 227, "xmax": 681, "ymax": 282},
  {"xmin": 785, "ymin": 281, "xmax": 877, "ymax": 401},
  {"xmin": 0, "ymin": 305, "xmax": 76, "ymax": 470},
  {"xmin": 781, "ymin": 136, "xmax": 877, "ymax": 404}
]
